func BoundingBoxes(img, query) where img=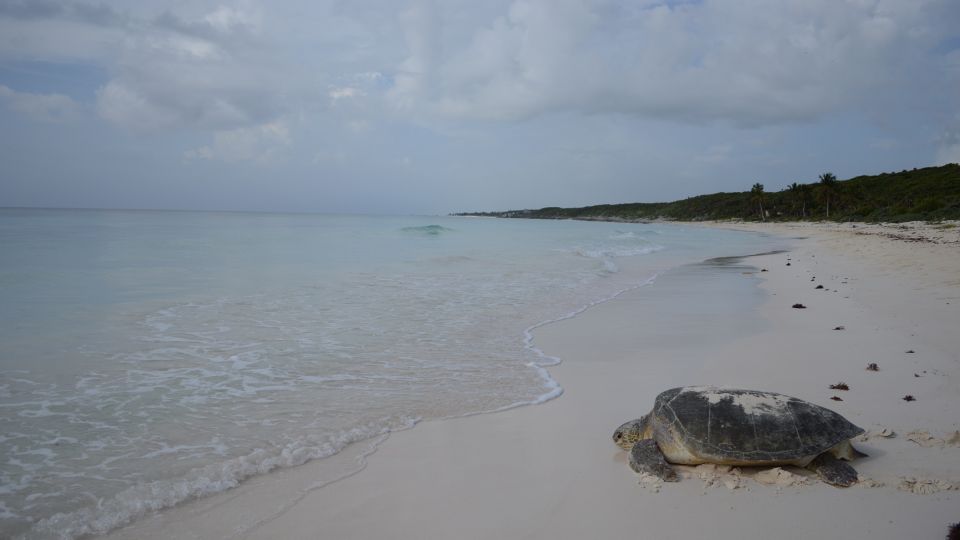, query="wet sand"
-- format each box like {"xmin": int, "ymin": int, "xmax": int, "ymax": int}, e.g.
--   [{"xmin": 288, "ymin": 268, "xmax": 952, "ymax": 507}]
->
[{"xmin": 106, "ymin": 222, "xmax": 960, "ymax": 540}]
